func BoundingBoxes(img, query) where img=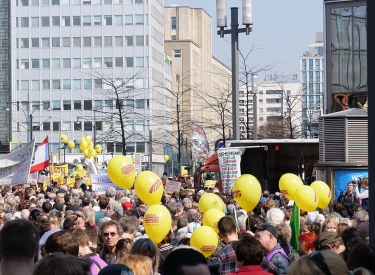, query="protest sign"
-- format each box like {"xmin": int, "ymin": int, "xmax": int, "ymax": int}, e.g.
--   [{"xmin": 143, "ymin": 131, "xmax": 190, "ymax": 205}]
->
[
  {"xmin": 90, "ymin": 174, "xmax": 125, "ymax": 194},
  {"xmin": 133, "ymin": 153, "xmax": 142, "ymax": 175},
  {"xmin": 0, "ymin": 140, "xmax": 35, "ymax": 186},
  {"xmin": 164, "ymin": 180, "xmax": 181, "ymax": 194},
  {"xmin": 218, "ymin": 147, "xmax": 242, "ymax": 193}
]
